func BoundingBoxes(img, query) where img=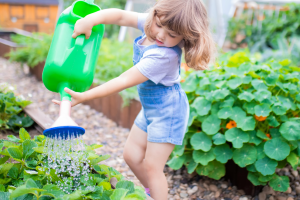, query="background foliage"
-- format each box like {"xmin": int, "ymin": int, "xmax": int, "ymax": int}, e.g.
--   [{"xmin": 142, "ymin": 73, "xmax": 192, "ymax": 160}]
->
[
  {"xmin": 0, "ymin": 83, "xmax": 33, "ymax": 132},
  {"xmin": 167, "ymin": 50, "xmax": 300, "ymax": 192},
  {"xmin": 0, "ymin": 129, "xmax": 146, "ymax": 200}
]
